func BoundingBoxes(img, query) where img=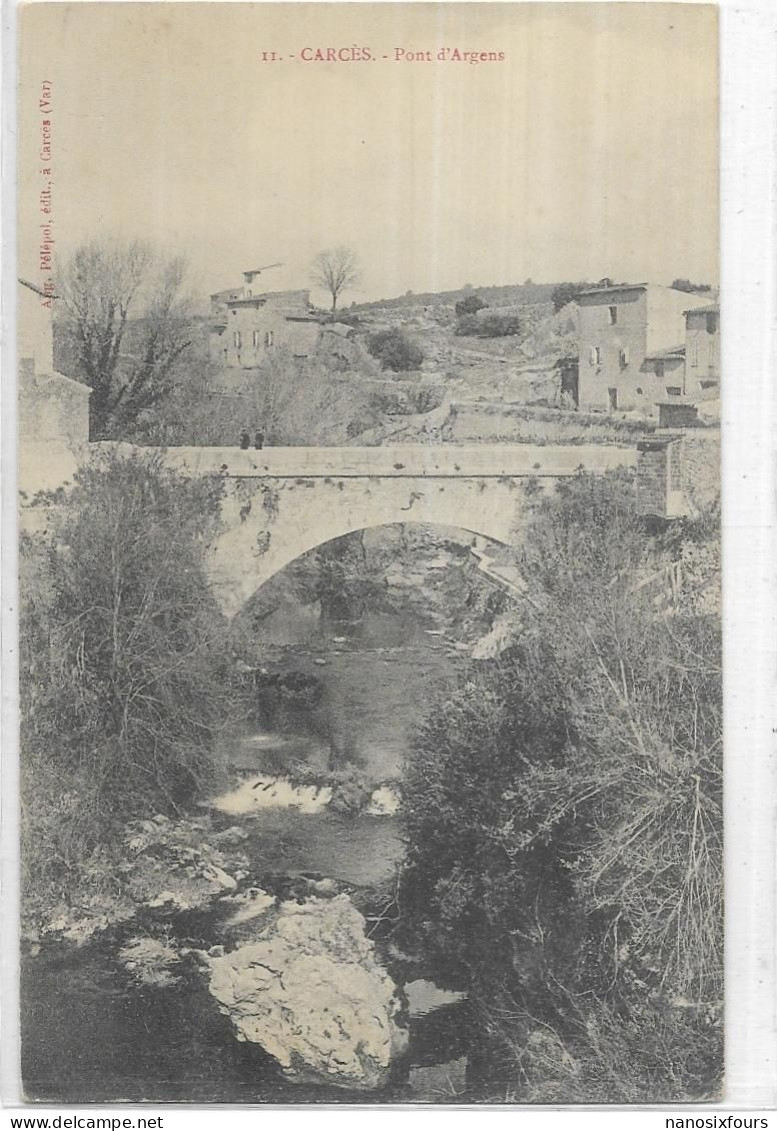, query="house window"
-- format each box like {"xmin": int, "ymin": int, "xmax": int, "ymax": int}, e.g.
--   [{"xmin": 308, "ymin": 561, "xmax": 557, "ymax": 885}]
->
[
  {"xmin": 608, "ymin": 306, "xmax": 618, "ymax": 325},
  {"xmin": 233, "ymin": 330, "xmax": 241, "ymax": 349},
  {"xmin": 690, "ymin": 341, "xmax": 699, "ymax": 367},
  {"xmin": 666, "ymin": 386, "xmax": 682, "ymax": 397},
  {"xmin": 252, "ymin": 330, "xmax": 259, "ymax": 348},
  {"xmin": 619, "ymin": 346, "xmax": 629, "ymax": 368},
  {"xmin": 264, "ymin": 330, "xmax": 274, "ymax": 347},
  {"xmin": 589, "ymin": 346, "xmax": 601, "ymax": 366},
  {"xmin": 654, "ymin": 360, "xmax": 665, "ymax": 380},
  {"xmin": 706, "ymin": 312, "xmax": 718, "ymax": 334},
  {"xmin": 636, "ymin": 386, "xmax": 643, "ymax": 395}
]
